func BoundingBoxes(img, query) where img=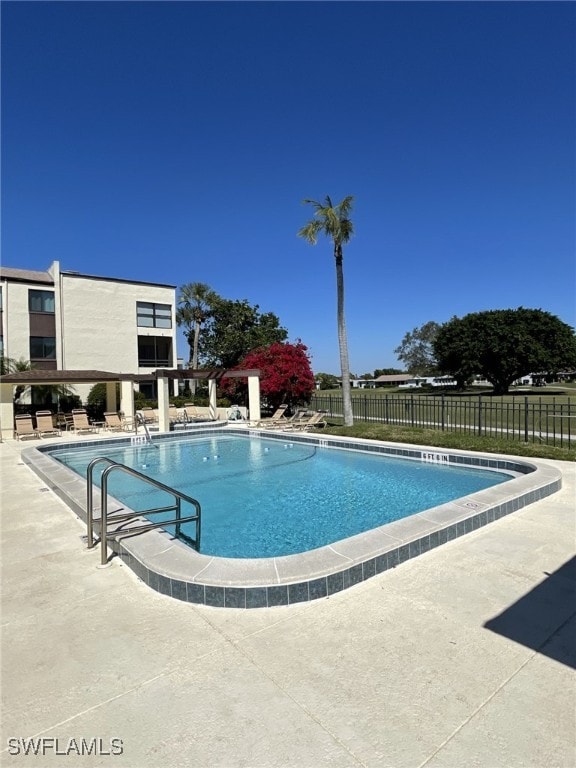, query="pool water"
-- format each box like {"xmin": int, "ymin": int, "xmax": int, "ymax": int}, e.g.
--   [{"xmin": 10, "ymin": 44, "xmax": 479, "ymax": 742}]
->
[{"xmin": 50, "ymin": 434, "xmax": 512, "ymax": 558}]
